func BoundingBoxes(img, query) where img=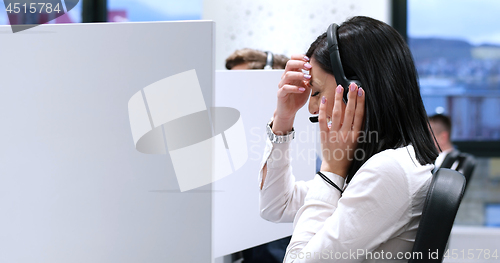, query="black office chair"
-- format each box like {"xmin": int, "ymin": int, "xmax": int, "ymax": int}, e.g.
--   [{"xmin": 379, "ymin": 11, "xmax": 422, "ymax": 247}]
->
[
  {"xmin": 456, "ymin": 153, "xmax": 476, "ymax": 190},
  {"xmin": 440, "ymin": 150, "xmax": 461, "ymax": 169},
  {"xmin": 409, "ymin": 168, "xmax": 466, "ymax": 263},
  {"xmin": 437, "ymin": 150, "xmax": 476, "ymax": 191}
]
